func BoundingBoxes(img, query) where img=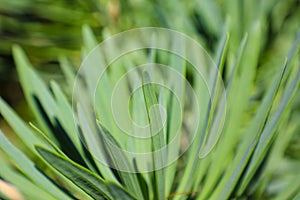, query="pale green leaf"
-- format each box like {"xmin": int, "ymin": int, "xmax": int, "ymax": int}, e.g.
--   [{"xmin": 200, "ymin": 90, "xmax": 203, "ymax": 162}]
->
[
  {"xmin": 0, "ymin": 130, "xmax": 71, "ymax": 200},
  {"xmin": 36, "ymin": 146, "xmax": 115, "ymax": 200},
  {"xmin": 142, "ymin": 71, "xmax": 166, "ymax": 200}
]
